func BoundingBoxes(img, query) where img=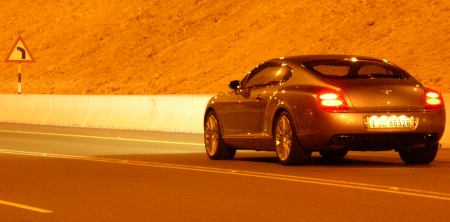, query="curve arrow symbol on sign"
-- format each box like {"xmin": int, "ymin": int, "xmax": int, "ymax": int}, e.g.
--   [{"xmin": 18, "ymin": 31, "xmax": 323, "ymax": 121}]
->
[{"xmin": 16, "ymin": 47, "xmax": 26, "ymax": 59}]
